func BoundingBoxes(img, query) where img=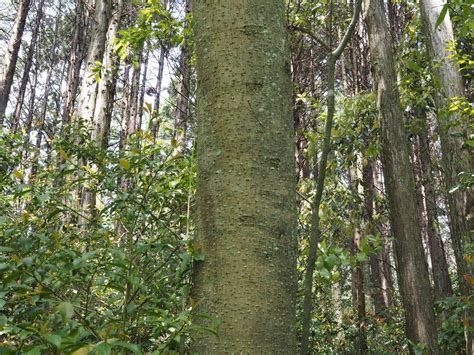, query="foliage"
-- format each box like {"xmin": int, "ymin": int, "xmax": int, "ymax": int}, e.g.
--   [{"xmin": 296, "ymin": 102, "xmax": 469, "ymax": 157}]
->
[{"xmin": 0, "ymin": 125, "xmax": 196, "ymax": 353}]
